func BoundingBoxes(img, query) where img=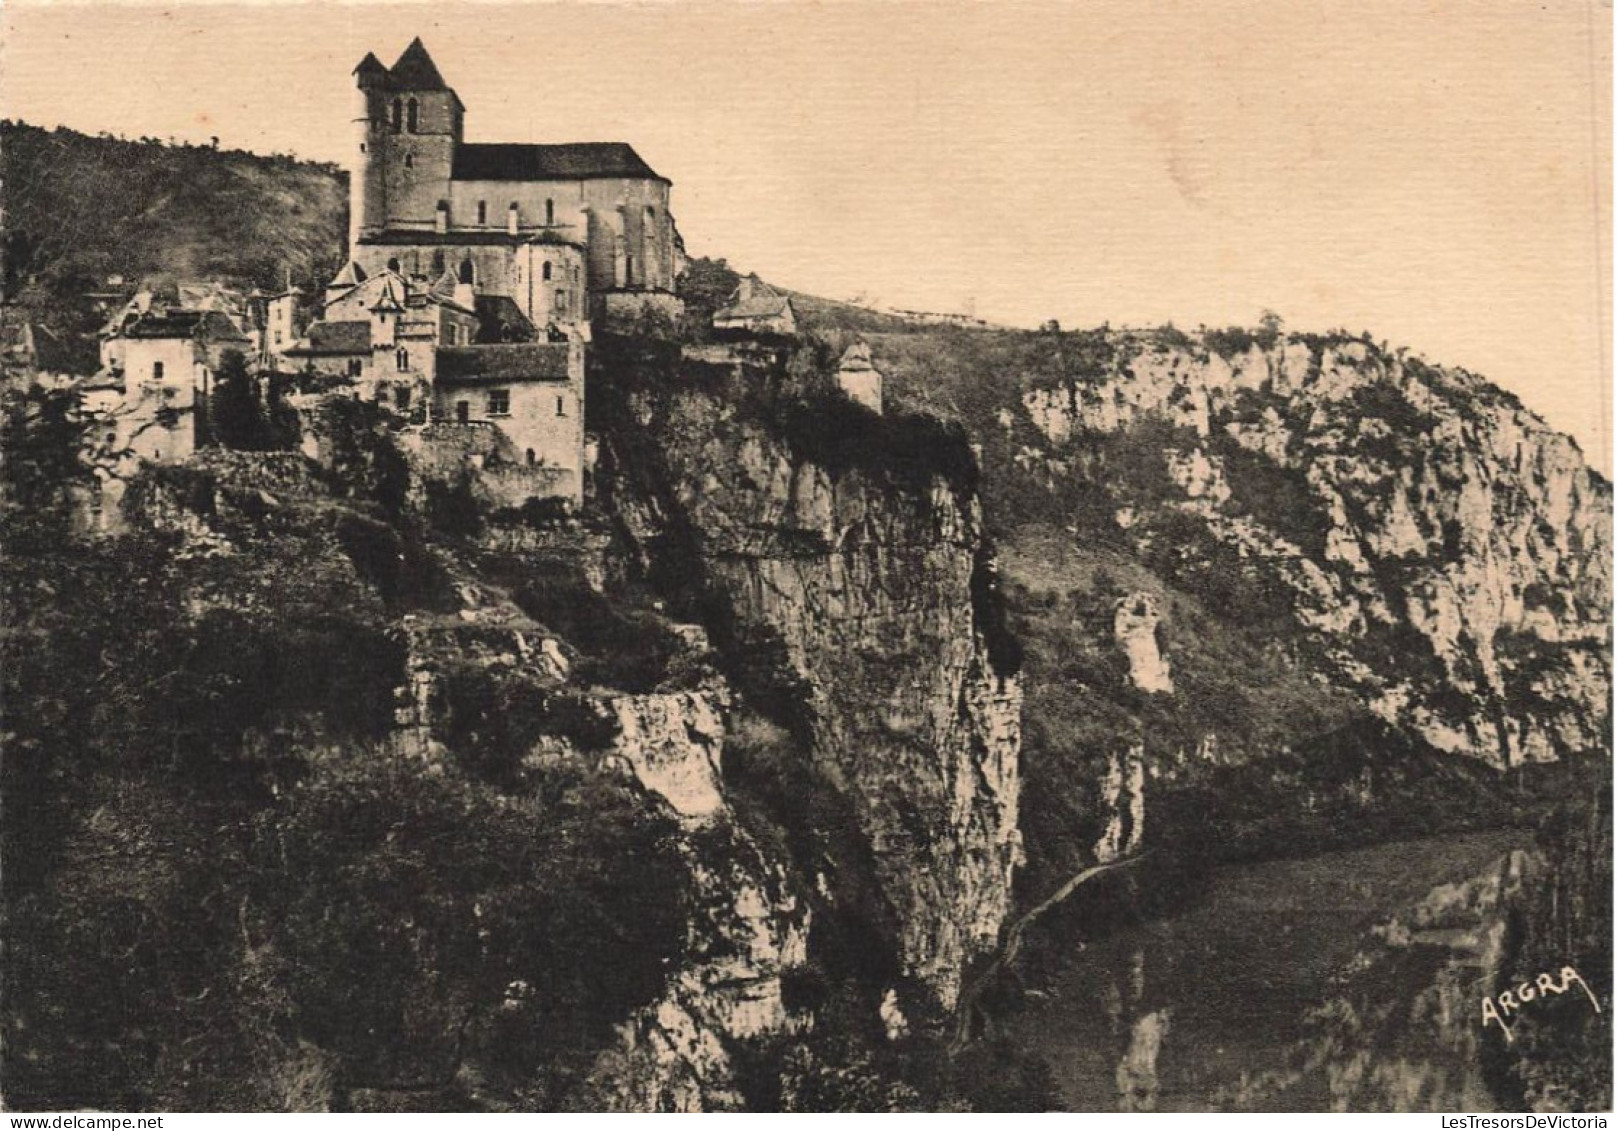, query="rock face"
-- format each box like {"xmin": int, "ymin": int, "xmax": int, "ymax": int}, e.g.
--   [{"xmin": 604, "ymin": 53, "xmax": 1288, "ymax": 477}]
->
[
  {"xmin": 599, "ymin": 361, "xmax": 1022, "ymax": 1010},
  {"xmin": 1020, "ymin": 332, "xmax": 1610, "ymax": 769},
  {"xmin": 606, "ymin": 688, "xmax": 729, "ymax": 823},
  {"xmin": 1114, "ymin": 593, "xmax": 1172, "ymax": 694},
  {"xmin": 586, "ymin": 809, "xmax": 810, "ymax": 1111}
]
